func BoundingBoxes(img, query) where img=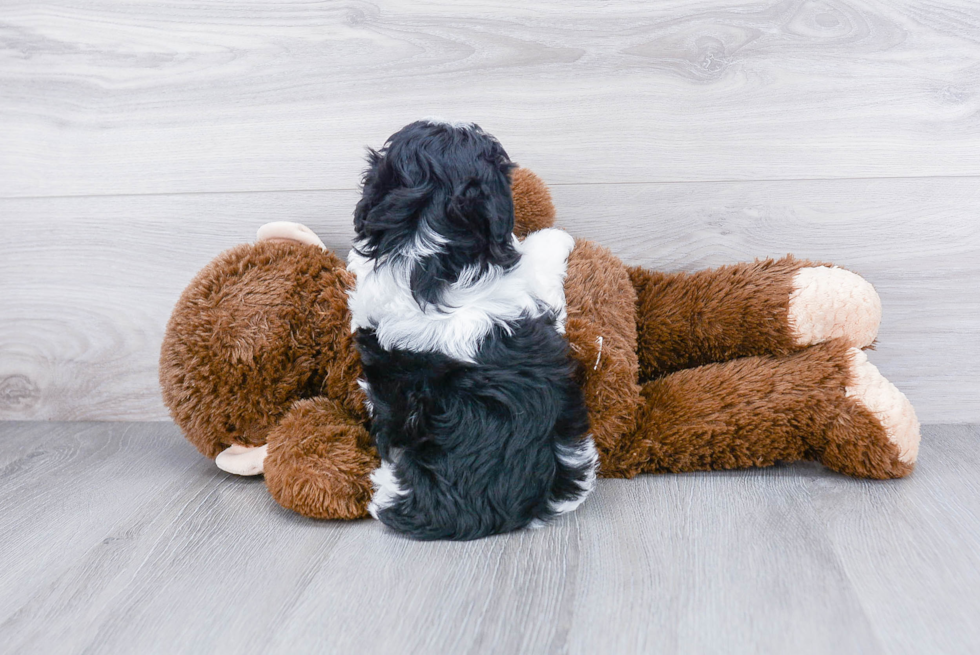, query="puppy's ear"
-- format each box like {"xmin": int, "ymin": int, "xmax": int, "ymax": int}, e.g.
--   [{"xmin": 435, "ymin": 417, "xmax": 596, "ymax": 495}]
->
[
  {"xmin": 487, "ymin": 180, "xmax": 517, "ymax": 244},
  {"xmin": 447, "ymin": 176, "xmax": 515, "ymax": 248},
  {"xmin": 353, "ymin": 148, "xmax": 385, "ymax": 237},
  {"xmin": 355, "ymin": 147, "xmax": 438, "ymax": 260}
]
